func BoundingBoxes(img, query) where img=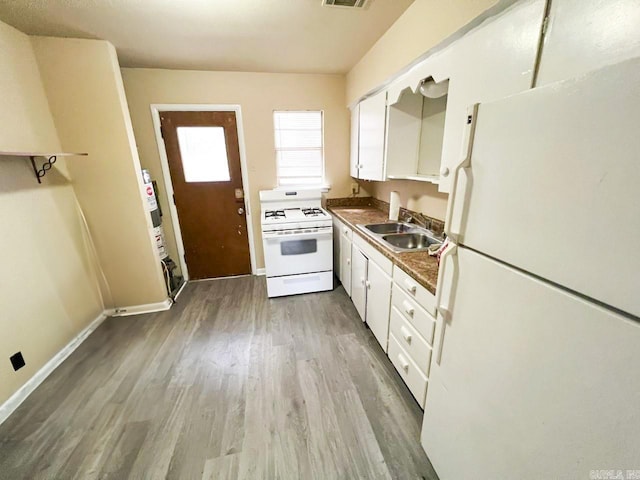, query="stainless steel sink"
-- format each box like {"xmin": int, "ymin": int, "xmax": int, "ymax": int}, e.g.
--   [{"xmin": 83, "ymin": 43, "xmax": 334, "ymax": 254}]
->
[
  {"xmin": 364, "ymin": 222, "xmax": 414, "ymax": 234},
  {"xmin": 382, "ymin": 233, "xmax": 440, "ymax": 250},
  {"xmin": 357, "ymin": 222, "xmax": 442, "ymax": 253}
]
